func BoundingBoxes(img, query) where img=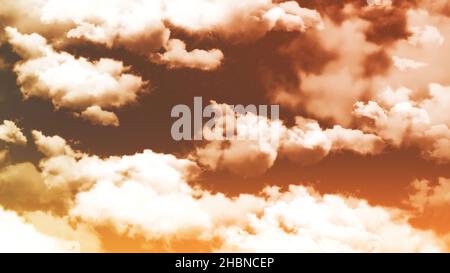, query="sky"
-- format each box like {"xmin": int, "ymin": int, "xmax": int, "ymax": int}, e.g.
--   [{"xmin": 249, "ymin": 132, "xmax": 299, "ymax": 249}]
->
[{"xmin": 0, "ymin": 0, "xmax": 449, "ymax": 252}]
